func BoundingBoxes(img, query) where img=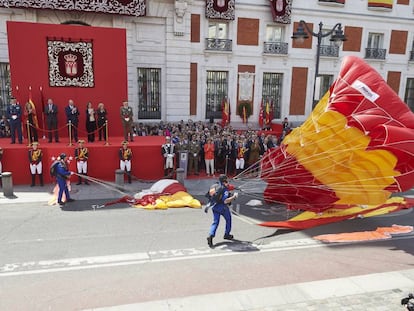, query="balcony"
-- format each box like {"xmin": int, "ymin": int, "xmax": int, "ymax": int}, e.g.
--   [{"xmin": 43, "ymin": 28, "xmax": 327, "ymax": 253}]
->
[
  {"xmin": 365, "ymin": 48, "xmax": 386, "ymax": 60},
  {"xmin": 319, "ymin": 44, "xmax": 339, "ymax": 57},
  {"xmin": 409, "ymin": 51, "xmax": 414, "ymax": 62},
  {"xmin": 205, "ymin": 38, "xmax": 232, "ymax": 52},
  {"xmin": 263, "ymin": 42, "xmax": 288, "ymax": 55}
]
